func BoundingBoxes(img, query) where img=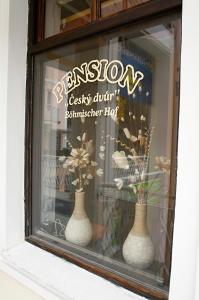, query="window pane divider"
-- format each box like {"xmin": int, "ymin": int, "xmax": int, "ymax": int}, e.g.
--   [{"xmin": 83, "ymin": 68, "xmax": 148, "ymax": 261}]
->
[{"xmin": 91, "ymin": 0, "xmax": 101, "ymax": 21}]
